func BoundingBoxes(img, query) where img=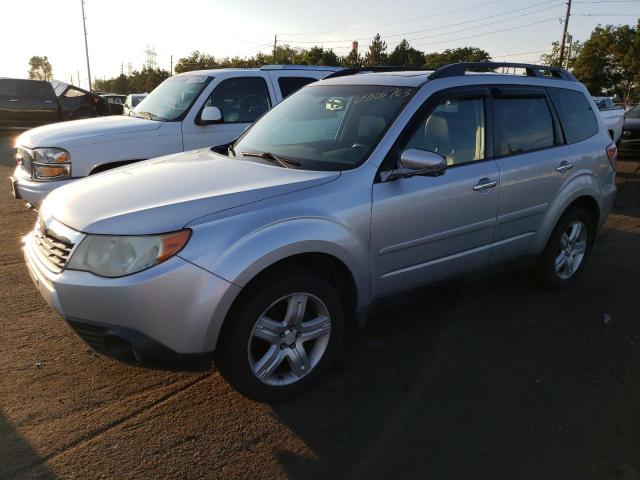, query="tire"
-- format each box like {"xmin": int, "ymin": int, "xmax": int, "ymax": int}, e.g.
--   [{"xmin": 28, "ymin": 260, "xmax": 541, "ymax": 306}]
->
[
  {"xmin": 537, "ymin": 208, "xmax": 594, "ymax": 289},
  {"xmin": 216, "ymin": 271, "xmax": 344, "ymax": 402}
]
